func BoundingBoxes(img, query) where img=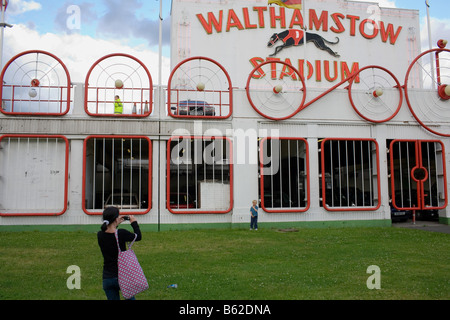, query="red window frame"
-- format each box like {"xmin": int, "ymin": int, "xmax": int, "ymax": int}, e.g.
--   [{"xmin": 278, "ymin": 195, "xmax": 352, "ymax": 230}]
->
[
  {"xmin": 320, "ymin": 138, "xmax": 381, "ymax": 212},
  {"xmin": 0, "ymin": 135, "xmax": 70, "ymax": 217},
  {"xmin": 389, "ymin": 139, "xmax": 448, "ymax": 211},
  {"xmin": 84, "ymin": 53, "xmax": 153, "ymax": 118},
  {"xmin": 82, "ymin": 135, "xmax": 152, "ymax": 216},
  {"xmin": 167, "ymin": 136, "xmax": 234, "ymax": 214},
  {"xmin": 167, "ymin": 57, "xmax": 233, "ymax": 120},
  {"xmin": 259, "ymin": 137, "xmax": 310, "ymax": 213},
  {"xmin": 0, "ymin": 50, "xmax": 72, "ymax": 116}
]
